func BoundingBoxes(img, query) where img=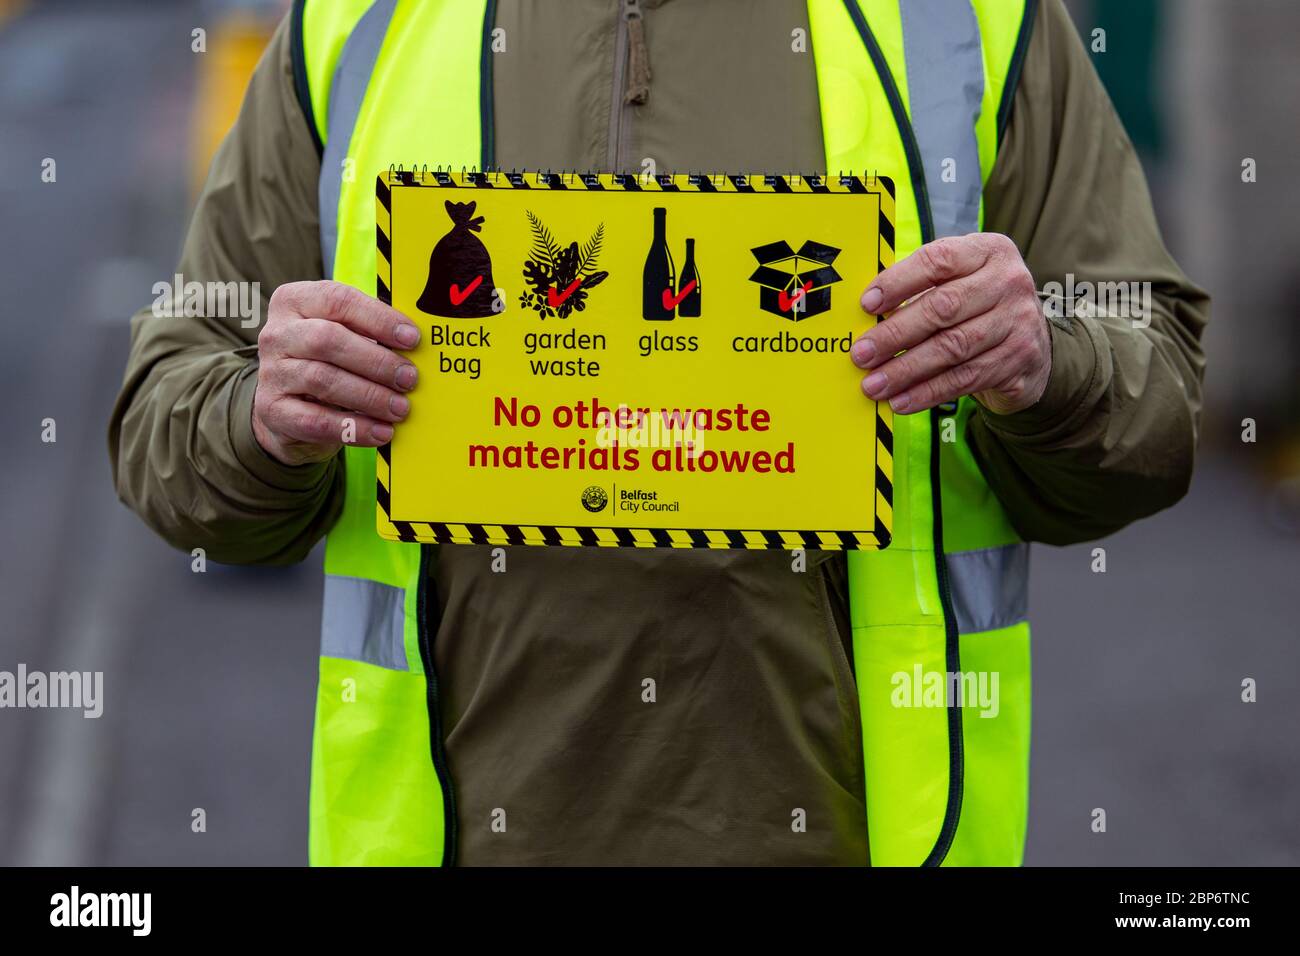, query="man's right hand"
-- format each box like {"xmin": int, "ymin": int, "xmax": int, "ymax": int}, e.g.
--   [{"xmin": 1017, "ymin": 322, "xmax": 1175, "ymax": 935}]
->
[{"xmin": 252, "ymin": 280, "xmax": 420, "ymax": 466}]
